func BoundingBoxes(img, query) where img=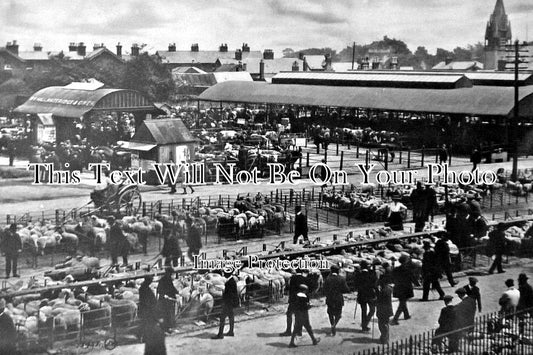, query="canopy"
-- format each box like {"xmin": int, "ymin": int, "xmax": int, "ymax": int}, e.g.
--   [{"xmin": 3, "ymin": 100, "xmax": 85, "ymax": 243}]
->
[
  {"xmin": 118, "ymin": 141, "xmax": 157, "ymax": 151},
  {"xmin": 15, "ymin": 86, "xmax": 157, "ymax": 118},
  {"xmin": 199, "ymin": 81, "xmax": 533, "ymax": 117}
]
